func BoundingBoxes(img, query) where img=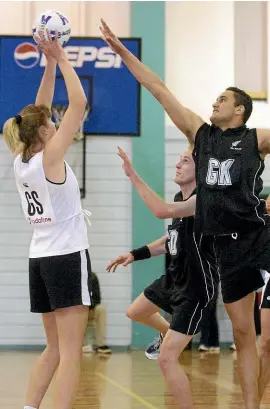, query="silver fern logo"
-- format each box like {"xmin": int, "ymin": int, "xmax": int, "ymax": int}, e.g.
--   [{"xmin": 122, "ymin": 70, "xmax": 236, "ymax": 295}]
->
[{"xmin": 230, "ymin": 140, "xmax": 242, "ymax": 150}]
